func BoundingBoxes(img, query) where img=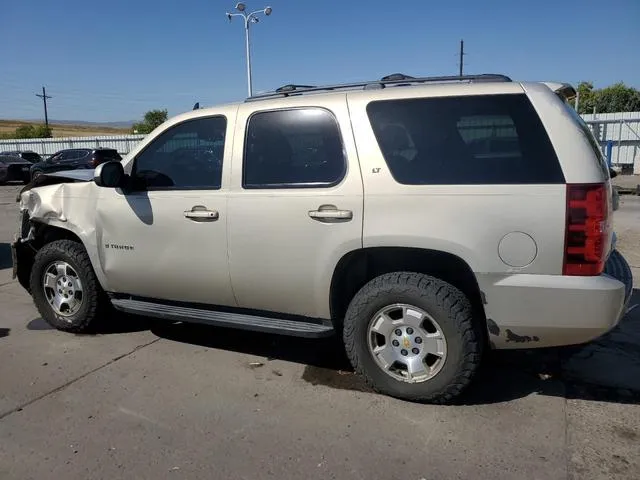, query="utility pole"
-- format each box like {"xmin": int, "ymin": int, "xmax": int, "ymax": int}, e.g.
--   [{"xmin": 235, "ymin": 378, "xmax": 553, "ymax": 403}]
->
[
  {"xmin": 35, "ymin": 86, "xmax": 52, "ymax": 130},
  {"xmin": 458, "ymin": 39, "xmax": 465, "ymax": 76}
]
